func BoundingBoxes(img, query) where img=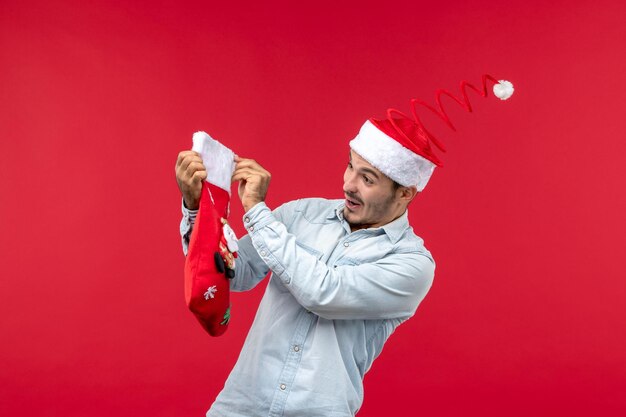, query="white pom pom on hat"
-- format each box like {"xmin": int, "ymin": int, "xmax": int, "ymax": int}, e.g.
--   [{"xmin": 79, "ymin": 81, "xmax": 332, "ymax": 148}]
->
[{"xmin": 493, "ymin": 80, "xmax": 515, "ymax": 100}]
